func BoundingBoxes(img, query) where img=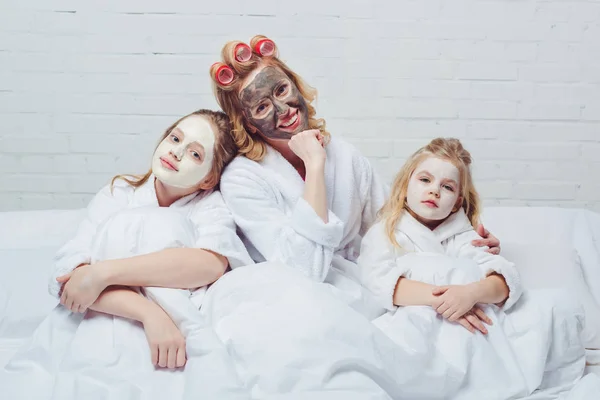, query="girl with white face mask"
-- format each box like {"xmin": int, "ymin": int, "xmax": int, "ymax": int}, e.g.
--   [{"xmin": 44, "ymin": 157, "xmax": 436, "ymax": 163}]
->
[
  {"xmin": 1, "ymin": 109, "xmax": 253, "ymax": 399},
  {"xmin": 357, "ymin": 138, "xmax": 591, "ymax": 398}
]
